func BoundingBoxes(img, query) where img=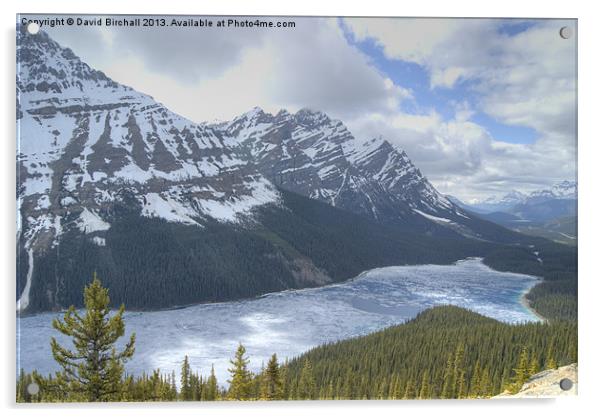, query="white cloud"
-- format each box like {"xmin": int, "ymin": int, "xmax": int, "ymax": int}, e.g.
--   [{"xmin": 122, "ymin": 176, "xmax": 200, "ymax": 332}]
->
[
  {"xmin": 344, "ymin": 18, "xmax": 577, "ymax": 199},
  {"xmin": 345, "ymin": 18, "xmax": 462, "ymax": 65},
  {"xmin": 431, "ymin": 67, "xmax": 467, "ymax": 89},
  {"xmin": 45, "ymin": 17, "xmax": 411, "ymax": 123},
  {"xmin": 346, "ymin": 105, "xmax": 575, "ymax": 201}
]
